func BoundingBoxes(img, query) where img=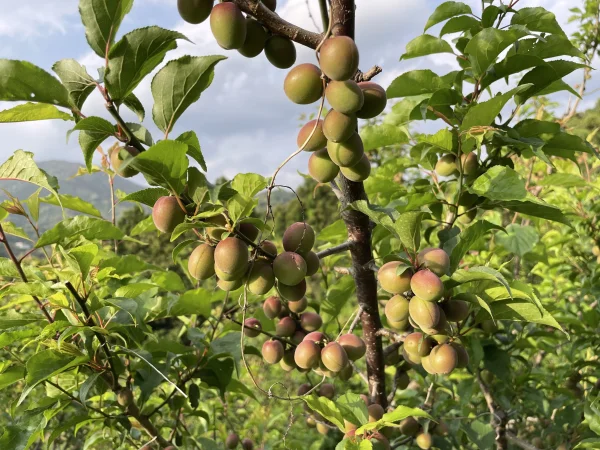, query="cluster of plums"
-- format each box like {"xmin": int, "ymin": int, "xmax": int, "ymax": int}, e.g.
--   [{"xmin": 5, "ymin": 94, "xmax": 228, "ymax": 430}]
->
[
  {"xmin": 225, "ymin": 433, "xmax": 254, "ymax": 450},
  {"xmin": 378, "ymin": 247, "xmax": 470, "ymax": 376}
]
